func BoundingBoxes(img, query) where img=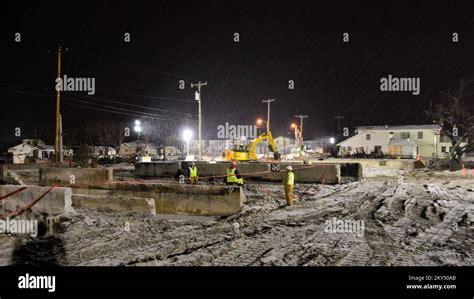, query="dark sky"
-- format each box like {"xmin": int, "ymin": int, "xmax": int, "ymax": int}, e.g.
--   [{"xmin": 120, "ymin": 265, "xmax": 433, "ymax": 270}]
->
[{"xmin": 1, "ymin": 1, "xmax": 473, "ymax": 145}]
